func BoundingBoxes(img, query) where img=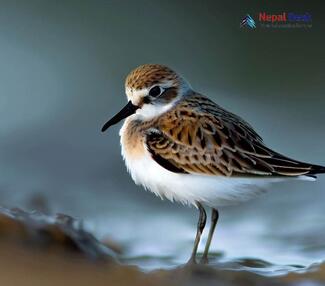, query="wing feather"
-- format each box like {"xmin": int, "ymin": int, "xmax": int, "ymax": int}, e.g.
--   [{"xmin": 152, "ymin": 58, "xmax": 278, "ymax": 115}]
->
[{"xmin": 145, "ymin": 93, "xmax": 321, "ymax": 178}]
